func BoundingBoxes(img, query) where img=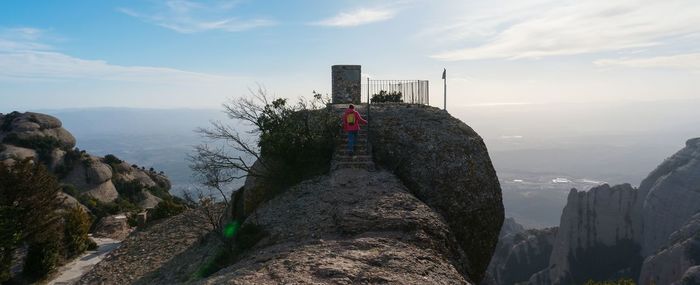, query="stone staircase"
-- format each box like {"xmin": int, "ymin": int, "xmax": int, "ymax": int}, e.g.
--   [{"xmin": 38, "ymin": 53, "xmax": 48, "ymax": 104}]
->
[{"xmin": 331, "ymin": 104, "xmax": 376, "ymax": 171}]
